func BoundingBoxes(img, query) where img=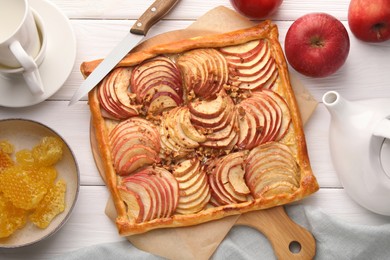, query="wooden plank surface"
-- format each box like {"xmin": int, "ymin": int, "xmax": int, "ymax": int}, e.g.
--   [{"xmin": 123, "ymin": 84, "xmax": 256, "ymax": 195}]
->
[{"xmin": 50, "ymin": 0, "xmax": 349, "ymax": 20}]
